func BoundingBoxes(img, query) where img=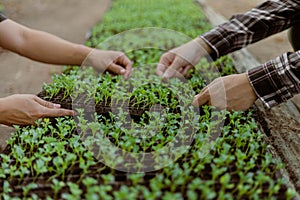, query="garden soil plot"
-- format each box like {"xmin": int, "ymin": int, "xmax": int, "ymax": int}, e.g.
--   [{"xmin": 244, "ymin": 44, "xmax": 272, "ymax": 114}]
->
[
  {"xmin": 254, "ymin": 102, "xmax": 300, "ymax": 193},
  {"xmin": 0, "ymin": 111, "xmax": 293, "ymax": 199}
]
